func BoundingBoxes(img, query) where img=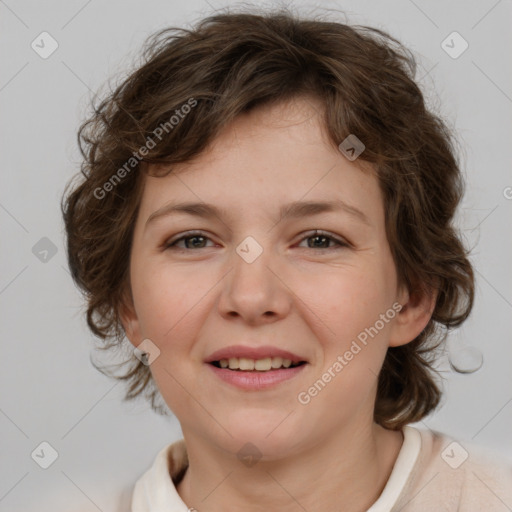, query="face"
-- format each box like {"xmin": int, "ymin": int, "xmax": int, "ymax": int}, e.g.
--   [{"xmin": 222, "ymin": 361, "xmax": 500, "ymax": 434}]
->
[{"xmin": 123, "ymin": 96, "xmax": 416, "ymax": 460}]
